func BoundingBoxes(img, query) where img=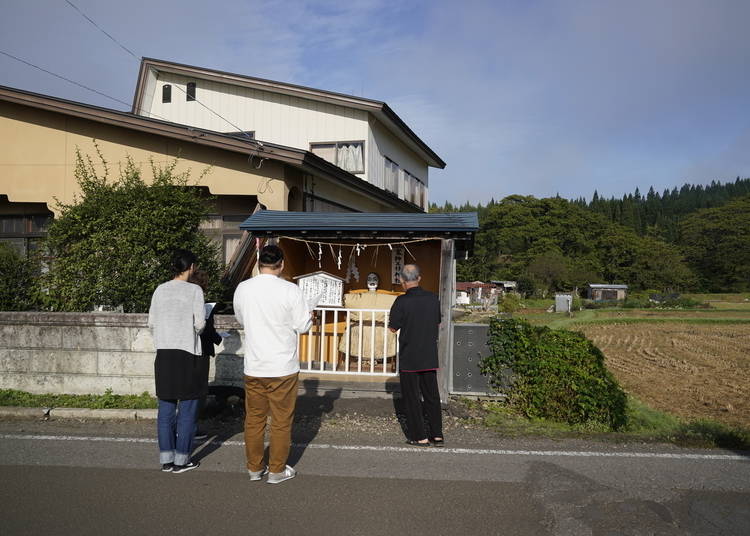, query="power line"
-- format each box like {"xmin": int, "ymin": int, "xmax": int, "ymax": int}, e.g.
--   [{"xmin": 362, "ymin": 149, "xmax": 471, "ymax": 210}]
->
[
  {"xmin": 171, "ymin": 84, "xmax": 252, "ymax": 139},
  {"xmin": 62, "ymin": 0, "xmax": 254, "ymax": 142},
  {"xmin": 0, "ymin": 49, "xmax": 172, "ymax": 123},
  {"xmin": 1, "ymin": 47, "xmax": 266, "ymax": 172},
  {"xmin": 0, "ymin": 49, "xmax": 133, "ymax": 110},
  {"xmin": 64, "ymin": 0, "xmax": 139, "ymax": 61}
]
